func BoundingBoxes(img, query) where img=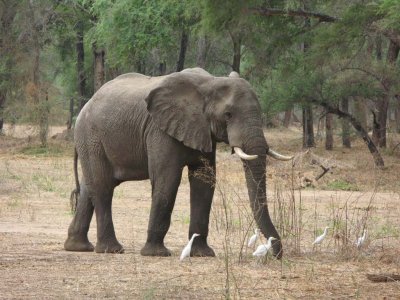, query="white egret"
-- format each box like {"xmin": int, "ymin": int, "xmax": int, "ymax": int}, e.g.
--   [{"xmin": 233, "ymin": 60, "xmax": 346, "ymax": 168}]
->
[
  {"xmin": 247, "ymin": 229, "xmax": 261, "ymax": 247},
  {"xmin": 356, "ymin": 229, "xmax": 367, "ymax": 248},
  {"xmin": 252, "ymin": 237, "xmax": 277, "ymax": 258},
  {"xmin": 180, "ymin": 233, "xmax": 200, "ymax": 262},
  {"xmin": 312, "ymin": 226, "xmax": 329, "ymax": 245}
]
